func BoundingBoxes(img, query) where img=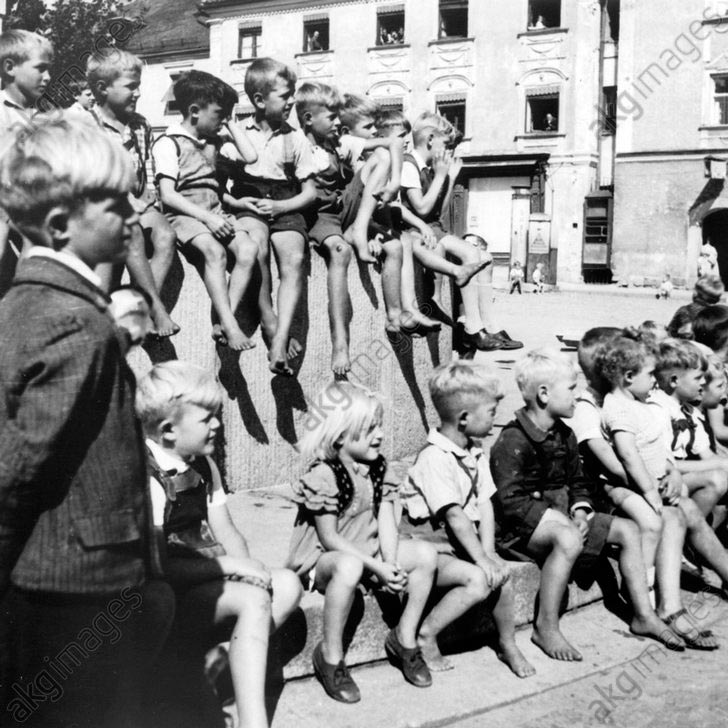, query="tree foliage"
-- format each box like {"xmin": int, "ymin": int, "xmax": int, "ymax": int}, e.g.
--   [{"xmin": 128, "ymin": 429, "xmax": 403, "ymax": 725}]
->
[{"xmin": 6, "ymin": 0, "xmax": 147, "ymax": 106}]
